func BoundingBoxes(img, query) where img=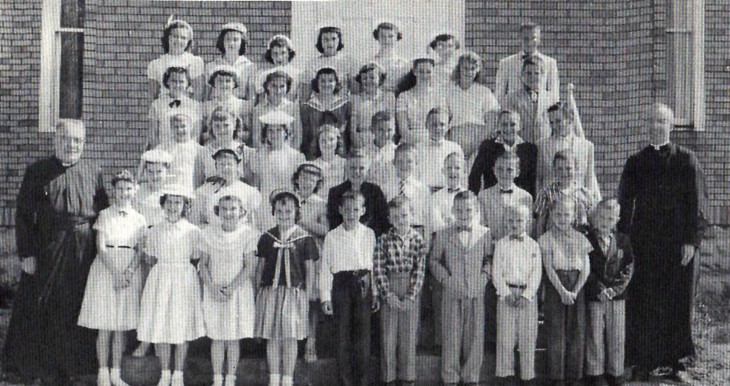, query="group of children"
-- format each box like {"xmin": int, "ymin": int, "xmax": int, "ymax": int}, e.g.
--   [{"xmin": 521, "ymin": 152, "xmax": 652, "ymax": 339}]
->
[{"xmin": 74, "ymin": 15, "xmax": 637, "ymax": 386}]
